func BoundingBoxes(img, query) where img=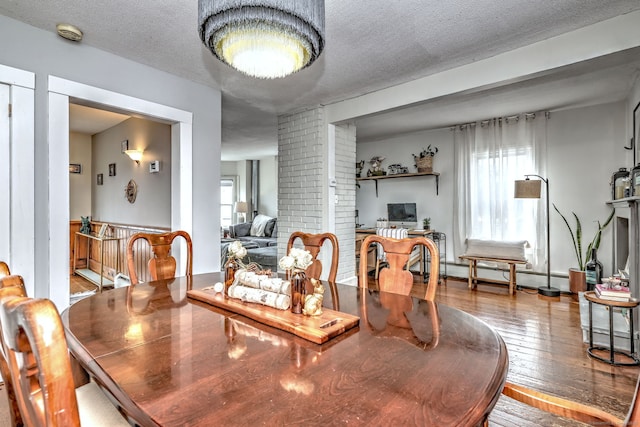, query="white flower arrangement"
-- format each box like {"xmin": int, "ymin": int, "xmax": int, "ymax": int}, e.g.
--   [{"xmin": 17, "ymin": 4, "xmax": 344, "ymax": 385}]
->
[
  {"xmin": 279, "ymin": 247, "xmax": 313, "ymax": 271},
  {"xmin": 227, "ymin": 240, "xmax": 247, "ymax": 260}
]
